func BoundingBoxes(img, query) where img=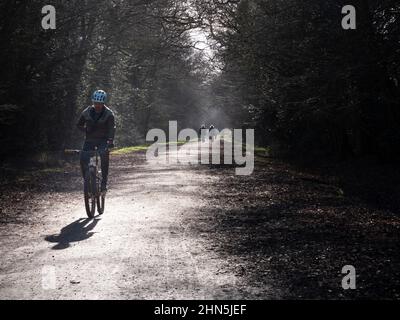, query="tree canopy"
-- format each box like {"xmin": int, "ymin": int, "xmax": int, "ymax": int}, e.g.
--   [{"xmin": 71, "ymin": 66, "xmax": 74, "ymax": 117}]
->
[{"xmin": 1, "ymin": 0, "xmax": 399, "ymax": 162}]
